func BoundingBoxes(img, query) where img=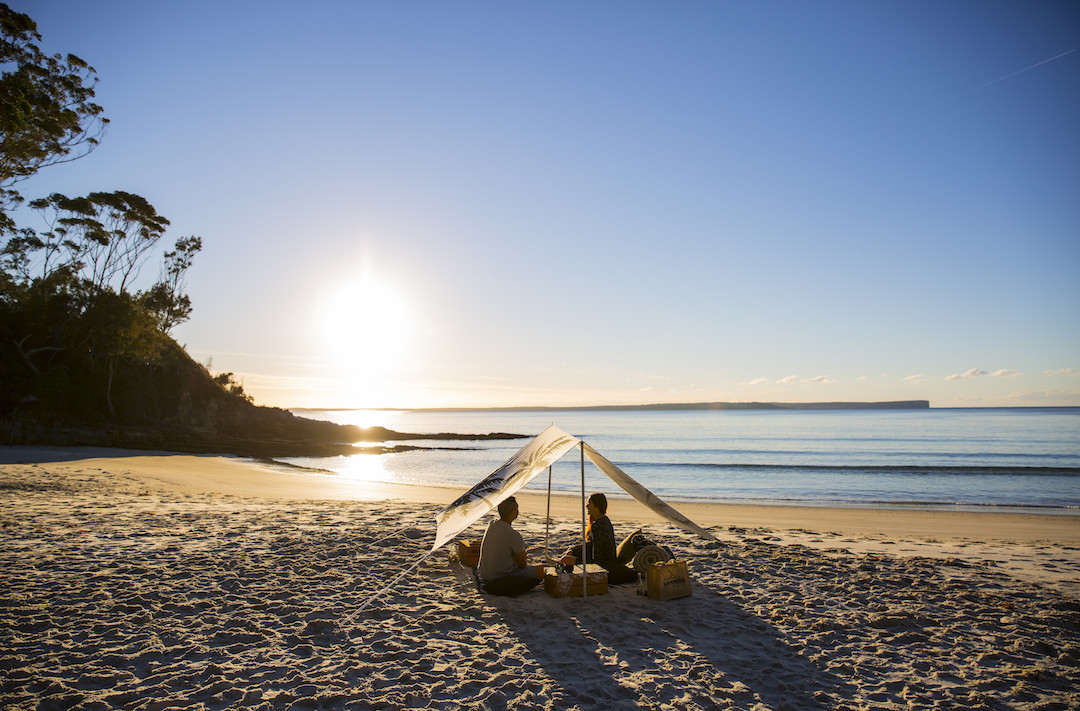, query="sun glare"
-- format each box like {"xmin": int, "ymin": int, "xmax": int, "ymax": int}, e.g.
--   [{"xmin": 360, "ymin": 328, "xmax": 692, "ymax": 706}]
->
[
  {"xmin": 320, "ymin": 278, "xmax": 413, "ymax": 382},
  {"xmin": 338, "ymin": 451, "xmax": 393, "ymax": 483}
]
